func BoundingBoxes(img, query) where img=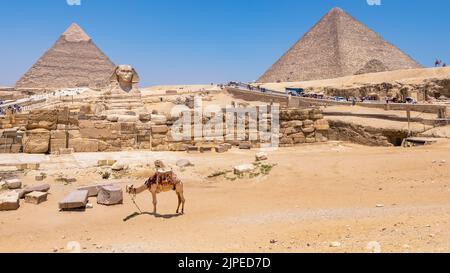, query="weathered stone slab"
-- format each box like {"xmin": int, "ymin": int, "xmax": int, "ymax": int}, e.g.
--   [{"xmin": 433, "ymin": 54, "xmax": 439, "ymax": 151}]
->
[
  {"xmin": 6, "ymin": 179, "xmax": 22, "ymax": 190},
  {"xmin": 18, "ymin": 184, "xmax": 51, "ymax": 199},
  {"xmin": 234, "ymin": 164, "xmax": 256, "ymax": 175},
  {"xmin": 77, "ymin": 183, "xmax": 114, "ymax": 197},
  {"xmin": 25, "ymin": 191, "xmax": 48, "ymax": 205},
  {"xmin": 0, "ymin": 192, "xmax": 20, "ymax": 211},
  {"xmin": 256, "ymin": 152, "xmax": 268, "ymax": 161},
  {"xmin": 239, "ymin": 142, "xmax": 252, "ymax": 150},
  {"xmin": 59, "ymin": 190, "xmax": 89, "ymax": 210},
  {"xmin": 97, "ymin": 185, "xmax": 123, "ymax": 206},
  {"xmin": 215, "ymin": 144, "xmax": 228, "ymax": 153}
]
